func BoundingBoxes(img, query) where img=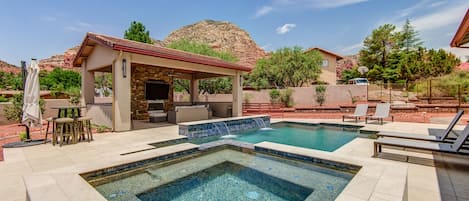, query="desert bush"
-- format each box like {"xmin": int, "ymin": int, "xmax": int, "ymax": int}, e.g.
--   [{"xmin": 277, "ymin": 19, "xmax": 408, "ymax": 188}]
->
[
  {"xmin": 269, "ymin": 89, "xmax": 281, "ymax": 103},
  {"xmin": 280, "ymin": 88, "xmax": 294, "ymax": 107},
  {"xmin": 93, "ymin": 124, "xmax": 110, "ymax": 133},
  {"xmin": 0, "ymin": 95, "xmax": 9, "ymax": 102},
  {"xmin": 66, "ymin": 87, "xmax": 81, "ymax": 105},
  {"xmin": 315, "ymin": 85, "xmax": 327, "ymax": 106},
  {"xmin": 3, "ymin": 93, "xmax": 45, "ymax": 123}
]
